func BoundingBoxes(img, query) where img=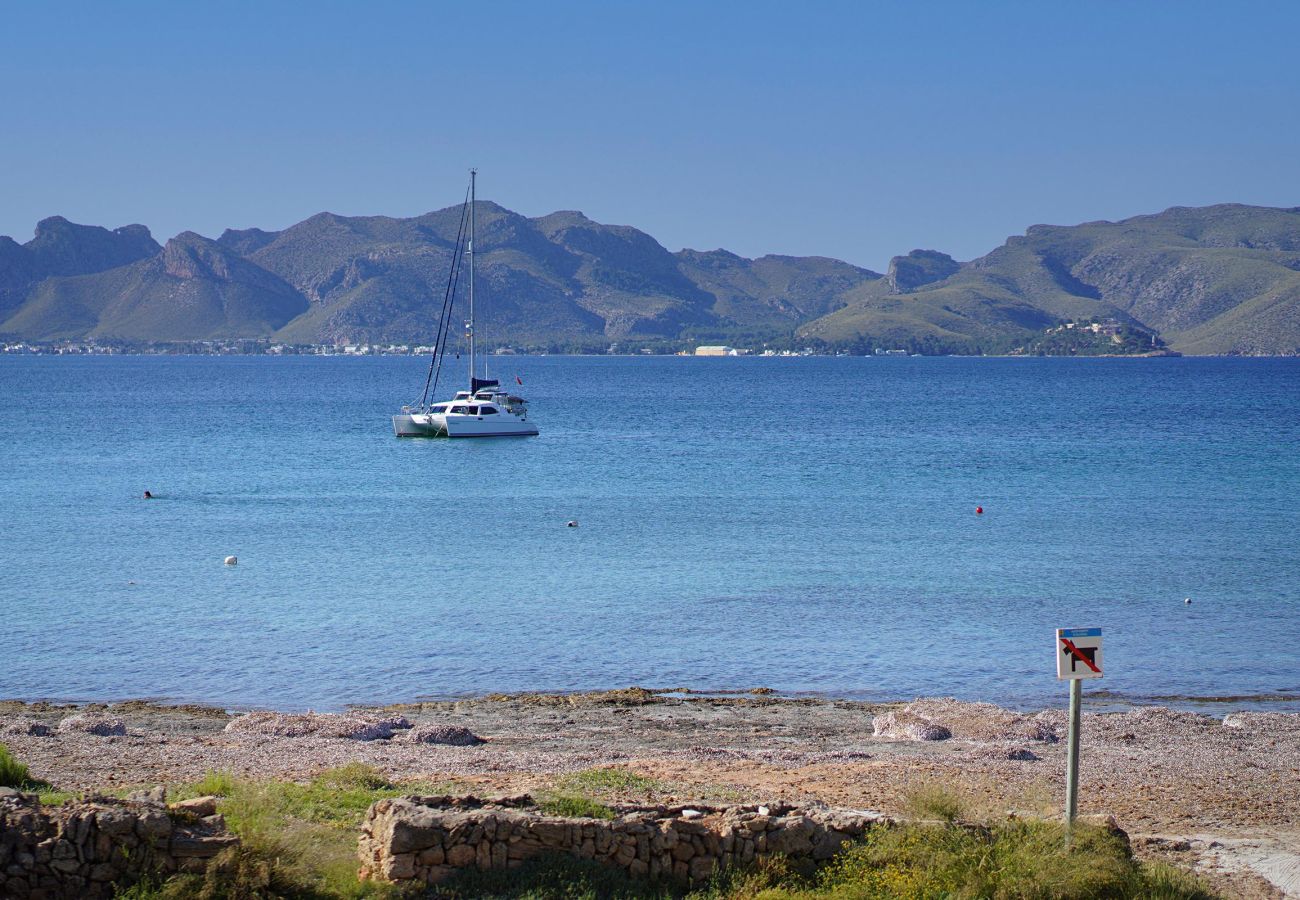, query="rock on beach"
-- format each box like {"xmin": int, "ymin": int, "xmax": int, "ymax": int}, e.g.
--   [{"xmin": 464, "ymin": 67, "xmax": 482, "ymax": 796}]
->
[
  {"xmin": 868, "ymin": 699, "xmax": 1064, "ymax": 744},
  {"xmin": 891, "ymin": 698, "xmax": 1060, "ymax": 743},
  {"xmin": 871, "ymin": 710, "xmax": 951, "ymax": 741},
  {"xmin": 224, "ymin": 711, "xmax": 410, "ymax": 741},
  {"xmin": 407, "ymin": 724, "xmax": 485, "ymax": 746},
  {"xmin": 58, "ymin": 713, "xmax": 126, "ymax": 736},
  {"xmin": 1221, "ymin": 711, "xmax": 1300, "ymax": 734},
  {"xmin": 0, "ymin": 716, "xmax": 53, "ymax": 737}
]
